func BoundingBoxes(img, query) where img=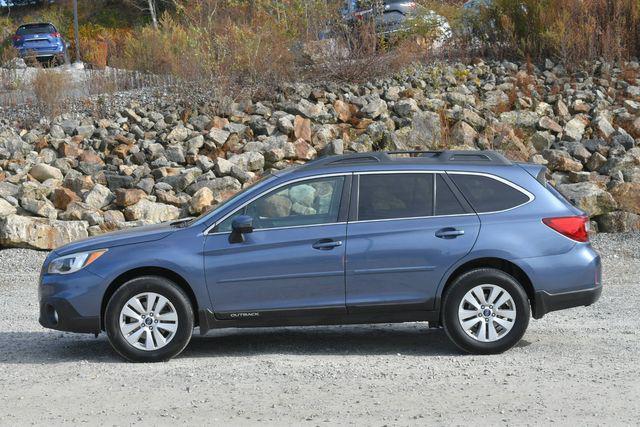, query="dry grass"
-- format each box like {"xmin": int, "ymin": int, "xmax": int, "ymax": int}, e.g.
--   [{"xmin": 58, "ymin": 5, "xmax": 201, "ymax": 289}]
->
[
  {"xmin": 32, "ymin": 68, "xmax": 71, "ymax": 117},
  {"xmin": 466, "ymin": 0, "xmax": 640, "ymax": 64}
]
